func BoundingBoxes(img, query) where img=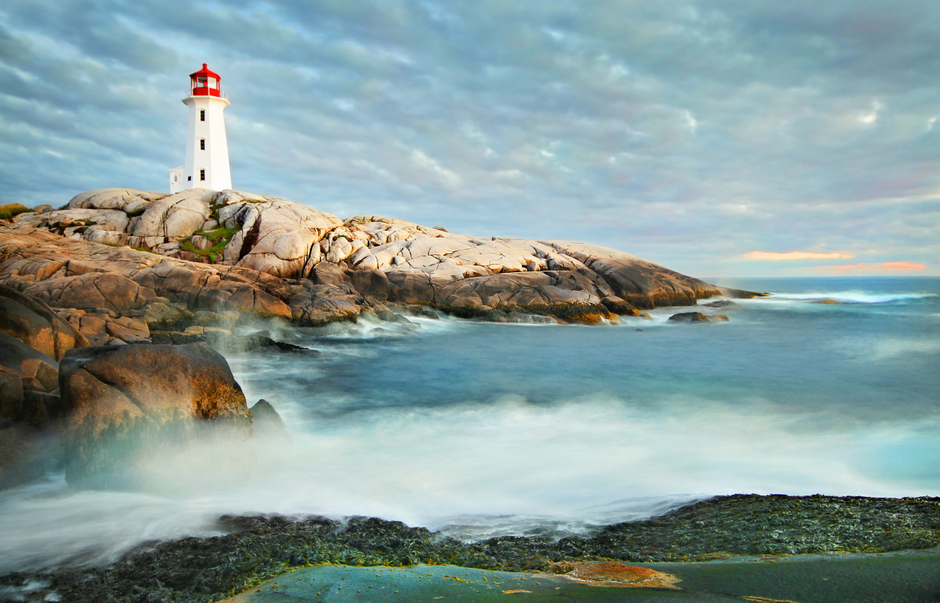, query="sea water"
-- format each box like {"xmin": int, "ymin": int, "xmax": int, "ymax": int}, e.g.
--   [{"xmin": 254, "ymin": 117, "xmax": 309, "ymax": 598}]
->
[{"xmin": 0, "ymin": 276, "xmax": 938, "ymax": 571}]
